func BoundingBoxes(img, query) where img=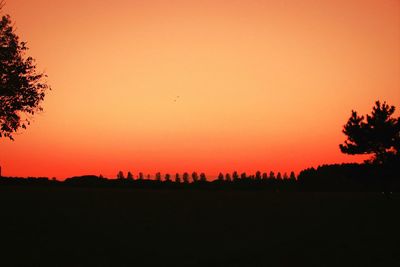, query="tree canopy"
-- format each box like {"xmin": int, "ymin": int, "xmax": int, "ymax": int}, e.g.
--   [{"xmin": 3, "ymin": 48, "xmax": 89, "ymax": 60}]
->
[
  {"xmin": 0, "ymin": 6, "xmax": 49, "ymax": 140},
  {"xmin": 340, "ymin": 101, "xmax": 400, "ymax": 164}
]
